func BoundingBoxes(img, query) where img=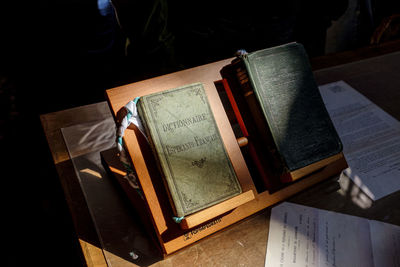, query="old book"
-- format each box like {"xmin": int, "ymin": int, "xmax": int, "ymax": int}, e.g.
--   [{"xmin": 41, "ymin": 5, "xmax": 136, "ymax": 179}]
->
[
  {"xmin": 221, "ymin": 42, "xmax": 343, "ymax": 183},
  {"xmin": 137, "ymin": 82, "xmax": 242, "ymax": 218}
]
